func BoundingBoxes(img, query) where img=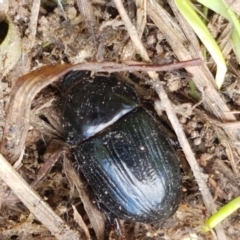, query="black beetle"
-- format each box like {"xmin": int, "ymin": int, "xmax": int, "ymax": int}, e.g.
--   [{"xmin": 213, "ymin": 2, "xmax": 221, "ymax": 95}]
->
[{"xmin": 60, "ymin": 71, "xmax": 181, "ymax": 223}]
